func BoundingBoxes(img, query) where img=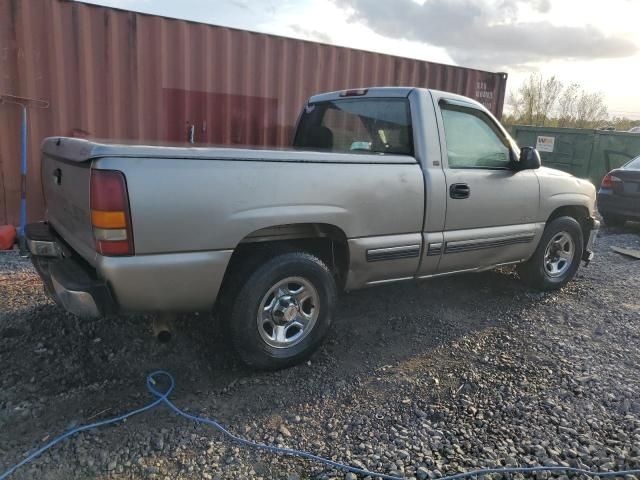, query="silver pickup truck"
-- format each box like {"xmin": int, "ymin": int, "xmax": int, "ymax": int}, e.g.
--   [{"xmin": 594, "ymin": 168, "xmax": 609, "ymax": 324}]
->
[{"xmin": 26, "ymin": 87, "xmax": 599, "ymax": 369}]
